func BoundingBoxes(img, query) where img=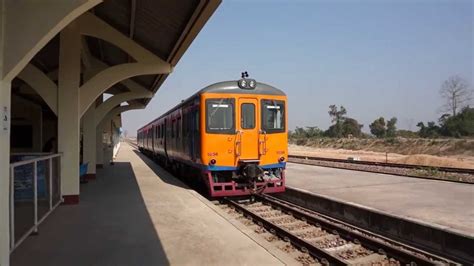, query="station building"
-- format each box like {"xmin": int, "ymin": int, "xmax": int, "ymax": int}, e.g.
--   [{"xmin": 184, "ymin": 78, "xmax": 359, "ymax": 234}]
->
[{"xmin": 0, "ymin": 1, "xmax": 220, "ymax": 264}]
